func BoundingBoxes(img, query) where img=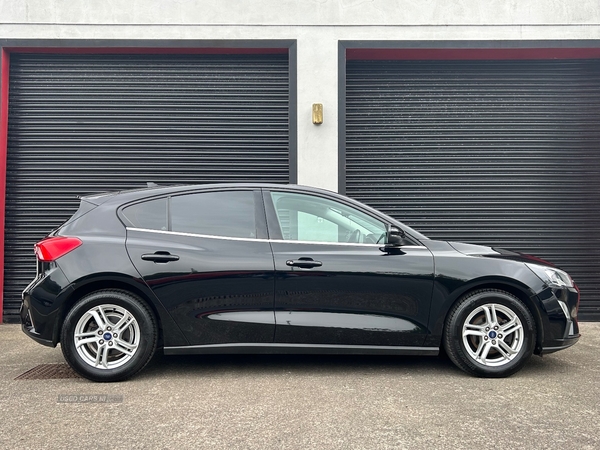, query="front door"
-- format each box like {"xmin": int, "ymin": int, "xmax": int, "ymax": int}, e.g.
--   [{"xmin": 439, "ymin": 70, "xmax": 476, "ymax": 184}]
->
[{"xmin": 264, "ymin": 189, "xmax": 434, "ymax": 347}]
